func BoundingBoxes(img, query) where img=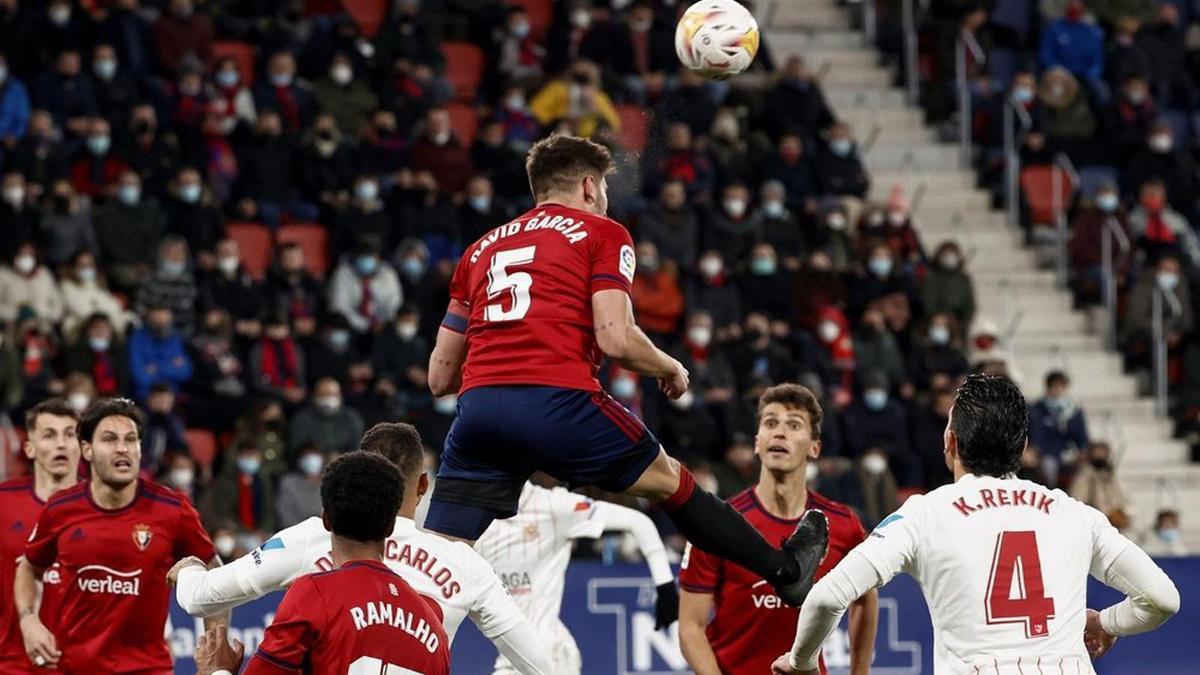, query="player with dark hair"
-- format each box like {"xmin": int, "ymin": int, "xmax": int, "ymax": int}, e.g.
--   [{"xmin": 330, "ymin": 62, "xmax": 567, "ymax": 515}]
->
[
  {"xmin": 196, "ymin": 451, "xmax": 451, "ymax": 675},
  {"xmin": 15, "ymin": 398, "xmax": 223, "ymax": 673},
  {"xmin": 774, "ymin": 374, "xmax": 1181, "ymax": 674},
  {"xmin": 1, "ymin": 399, "xmax": 80, "ymax": 673},
  {"xmin": 679, "ymin": 384, "xmax": 877, "ymax": 675},
  {"xmin": 173, "ymin": 422, "xmax": 552, "ymax": 673},
  {"xmin": 427, "ymin": 133, "xmax": 827, "ymax": 606}
]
